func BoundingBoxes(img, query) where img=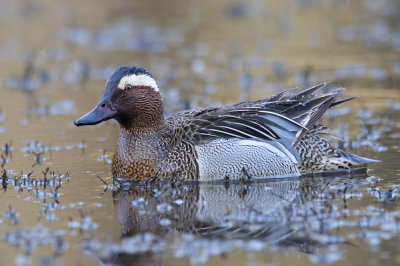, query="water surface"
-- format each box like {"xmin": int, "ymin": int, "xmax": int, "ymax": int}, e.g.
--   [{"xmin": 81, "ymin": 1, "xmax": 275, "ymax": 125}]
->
[{"xmin": 0, "ymin": 0, "xmax": 400, "ymax": 265}]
